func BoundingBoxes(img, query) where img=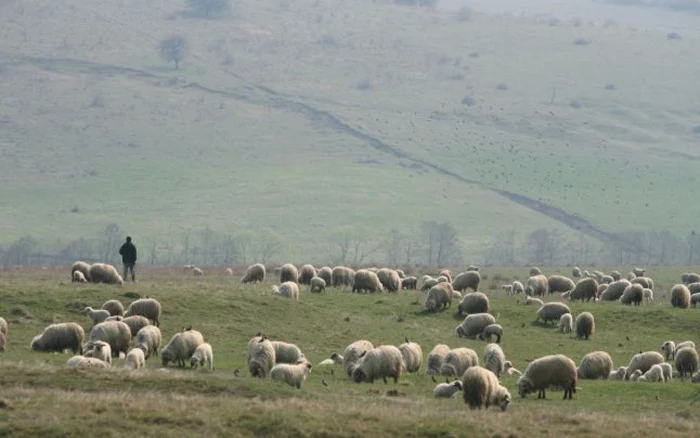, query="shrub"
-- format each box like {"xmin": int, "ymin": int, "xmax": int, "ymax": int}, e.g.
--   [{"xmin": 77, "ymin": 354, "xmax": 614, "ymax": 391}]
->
[
  {"xmin": 461, "ymin": 96, "xmax": 476, "ymax": 106},
  {"xmin": 496, "ymin": 82, "xmax": 508, "ymax": 91},
  {"xmin": 604, "ymin": 83, "xmax": 616, "ymax": 90},
  {"xmin": 573, "ymin": 38, "xmax": 590, "ymax": 46}
]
